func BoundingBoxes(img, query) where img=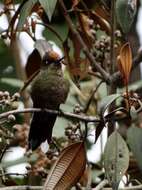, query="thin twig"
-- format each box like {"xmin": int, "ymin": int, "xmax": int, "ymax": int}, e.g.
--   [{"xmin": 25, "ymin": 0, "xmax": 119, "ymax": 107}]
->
[
  {"xmin": 0, "ymin": 172, "xmax": 27, "ymax": 177},
  {"xmin": 88, "ymin": 70, "xmax": 104, "ymax": 80},
  {"xmin": 1, "ymin": 184, "xmax": 142, "ymax": 190},
  {"xmin": 107, "ymin": 0, "xmax": 116, "ymax": 136},
  {"xmin": 0, "ymin": 146, "xmax": 8, "ymax": 162},
  {"xmin": 84, "ymin": 80, "xmax": 104, "ymax": 113},
  {"xmin": 103, "ymin": 184, "xmax": 142, "ymax": 190},
  {"xmin": 110, "ymin": 0, "xmax": 116, "ymax": 75},
  {"xmin": 94, "ymin": 179, "xmax": 109, "ymax": 190},
  {"xmin": 95, "ymin": 180, "xmax": 142, "ymax": 190},
  {"xmin": 0, "ymin": 186, "xmax": 42, "ymax": 190},
  {"xmin": 58, "ymin": 0, "xmax": 110, "ymax": 83},
  {"xmin": 0, "ymin": 108, "xmax": 100, "ymax": 123}
]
